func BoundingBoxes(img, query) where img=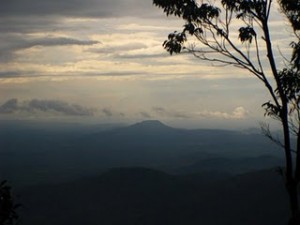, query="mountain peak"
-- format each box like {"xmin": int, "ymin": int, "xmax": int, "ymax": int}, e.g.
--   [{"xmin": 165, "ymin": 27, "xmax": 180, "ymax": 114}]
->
[
  {"xmin": 126, "ymin": 120, "xmax": 174, "ymax": 133},
  {"xmin": 131, "ymin": 120, "xmax": 170, "ymax": 128},
  {"xmin": 136, "ymin": 120, "xmax": 165, "ymax": 126}
]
